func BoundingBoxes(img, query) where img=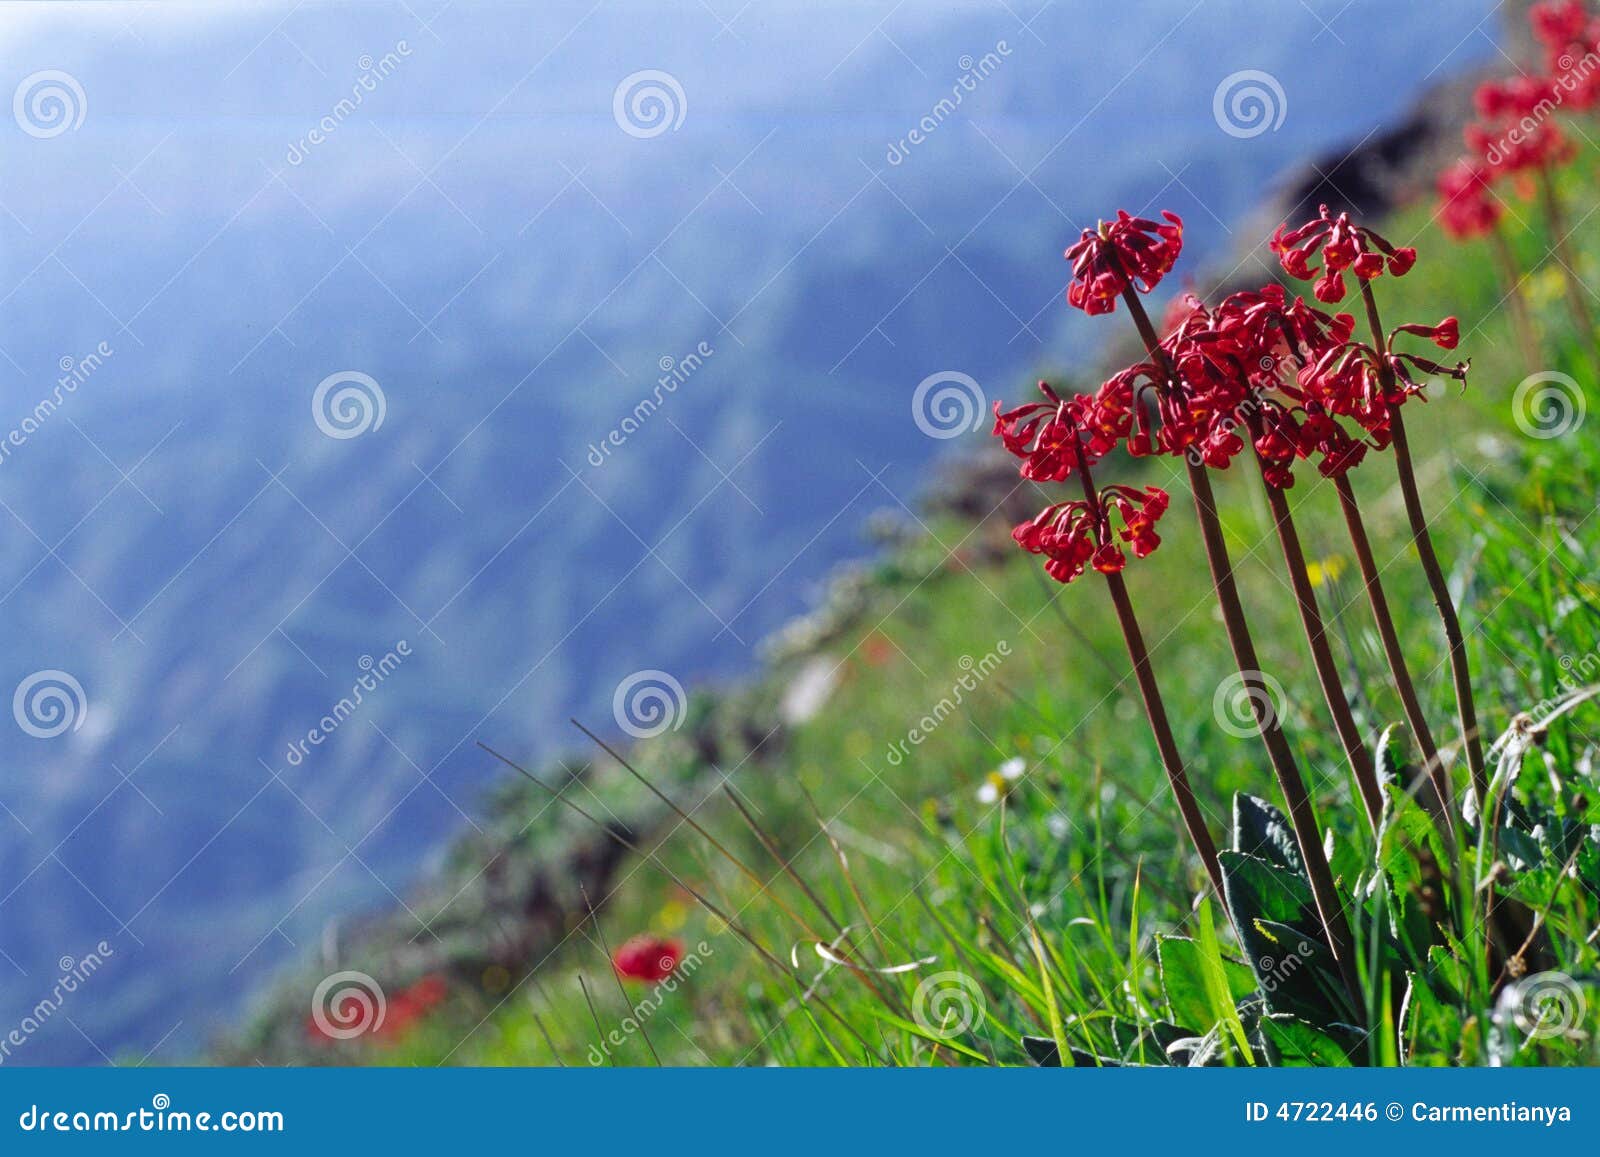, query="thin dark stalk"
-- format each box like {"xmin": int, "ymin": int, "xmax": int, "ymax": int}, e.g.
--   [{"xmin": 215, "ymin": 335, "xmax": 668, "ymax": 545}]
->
[
  {"xmin": 568, "ymin": 718, "xmax": 899, "ymax": 1009},
  {"xmin": 1333, "ymin": 471, "xmax": 1455, "ymax": 834},
  {"xmin": 577, "ymin": 976, "xmax": 614, "ymax": 1066},
  {"xmin": 794, "ymin": 776, "xmax": 897, "ymax": 963},
  {"xmin": 528, "ymin": 1002, "xmax": 567, "ymax": 1066},
  {"xmin": 1119, "ymin": 284, "xmax": 1360, "ymax": 1003},
  {"xmin": 1070, "ymin": 437, "xmax": 1226, "ymax": 903},
  {"xmin": 720, "ymin": 784, "xmax": 914, "ymax": 1018},
  {"xmin": 1535, "ymin": 166, "xmax": 1600, "ymax": 362},
  {"xmin": 478, "ymin": 742, "xmax": 881, "ymax": 1060},
  {"xmin": 580, "ymin": 883, "xmax": 662, "ymax": 1065},
  {"xmin": 1357, "ymin": 281, "xmax": 1489, "ymax": 808},
  {"xmin": 1487, "ymin": 222, "xmax": 1540, "ymax": 369},
  {"xmin": 1102, "ymin": 571, "xmax": 1228, "ymax": 897},
  {"xmin": 1250, "ymin": 448, "xmax": 1383, "ymax": 831}
]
